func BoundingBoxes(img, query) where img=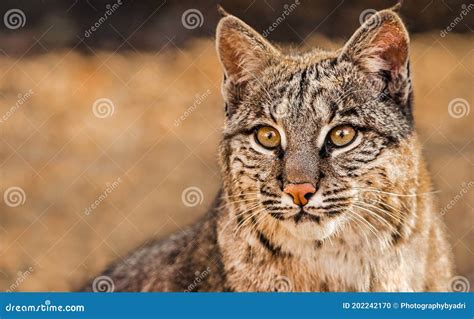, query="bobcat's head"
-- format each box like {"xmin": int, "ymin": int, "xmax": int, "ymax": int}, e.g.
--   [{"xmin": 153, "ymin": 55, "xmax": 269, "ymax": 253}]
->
[{"xmin": 216, "ymin": 7, "xmax": 417, "ymax": 247}]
